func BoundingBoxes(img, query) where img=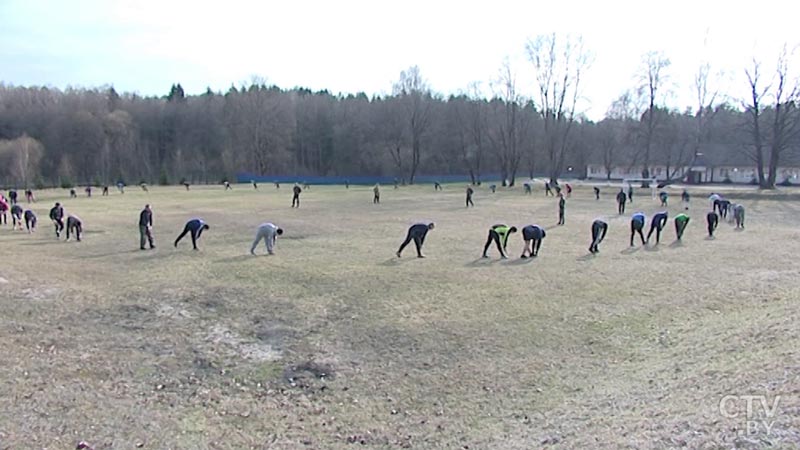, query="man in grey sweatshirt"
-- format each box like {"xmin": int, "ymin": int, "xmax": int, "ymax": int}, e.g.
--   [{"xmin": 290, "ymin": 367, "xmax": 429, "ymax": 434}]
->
[{"xmin": 251, "ymin": 222, "xmax": 283, "ymax": 255}]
